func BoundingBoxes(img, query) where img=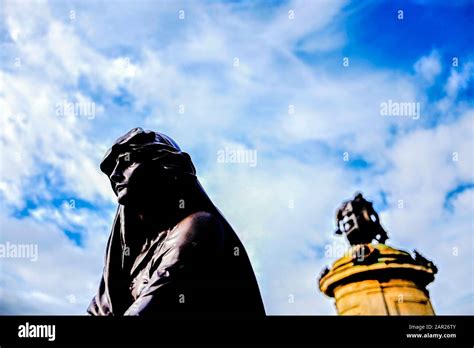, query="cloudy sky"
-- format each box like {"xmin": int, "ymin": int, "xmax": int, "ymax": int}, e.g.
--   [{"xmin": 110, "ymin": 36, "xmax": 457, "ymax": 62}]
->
[{"xmin": 0, "ymin": 0, "xmax": 473, "ymax": 315}]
